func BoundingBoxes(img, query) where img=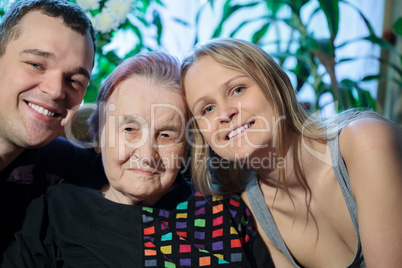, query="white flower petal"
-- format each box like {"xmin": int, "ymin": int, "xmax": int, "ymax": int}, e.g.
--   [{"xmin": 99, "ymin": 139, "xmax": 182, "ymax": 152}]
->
[
  {"xmin": 76, "ymin": 0, "xmax": 100, "ymax": 11},
  {"xmin": 93, "ymin": 10, "xmax": 120, "ymax": 33}
]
